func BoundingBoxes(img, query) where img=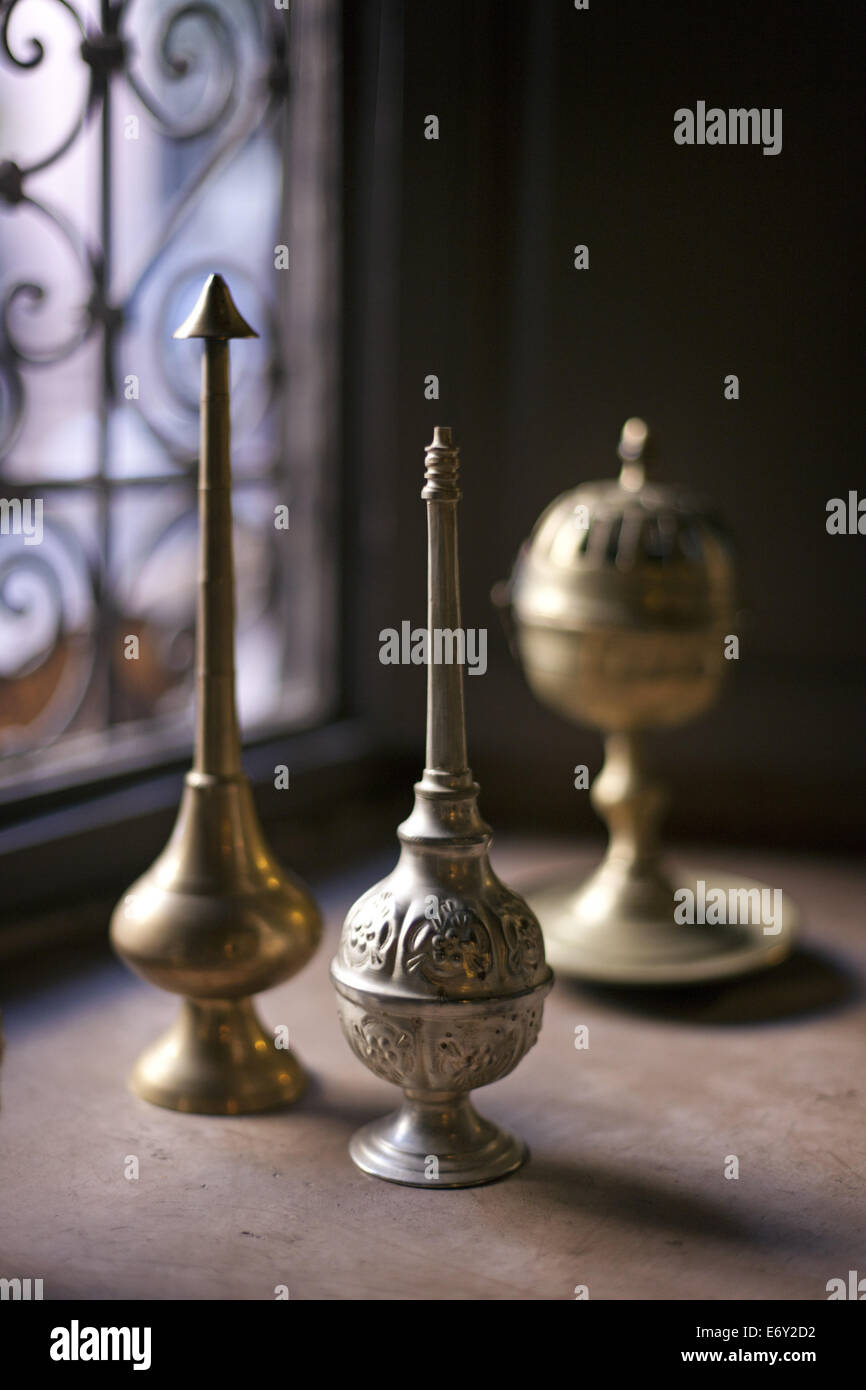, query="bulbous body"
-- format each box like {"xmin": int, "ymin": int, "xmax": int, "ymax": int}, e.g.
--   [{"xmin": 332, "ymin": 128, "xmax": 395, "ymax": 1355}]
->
[
  {"xmin": 331, "ymin": 780, "xmax": 552, "ymax": 1186},
  {"xmin": 509, "ymin": 472, "xmax": 735, "ymax": 734},
  {"xmin": 111, "ymin": 773, "xmax": 321, "ymax": 1000},
  {"xmin": 332, "ymin": 794, "xmax": 549, "ymax": 1091}
]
